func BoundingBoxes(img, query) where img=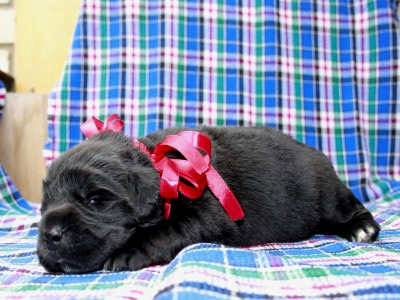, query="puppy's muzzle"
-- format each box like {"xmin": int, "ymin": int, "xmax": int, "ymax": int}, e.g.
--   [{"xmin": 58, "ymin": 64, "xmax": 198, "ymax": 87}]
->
[
  {"xmin": 38, "ymin": 203, "xmax": 111, "ymax": 273},
  {"xmin": 39, "ymin": 204, "xmax": 74, "ymax": 251}
]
